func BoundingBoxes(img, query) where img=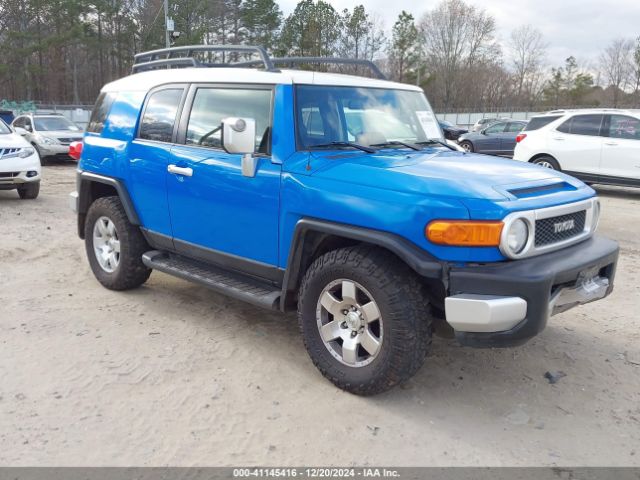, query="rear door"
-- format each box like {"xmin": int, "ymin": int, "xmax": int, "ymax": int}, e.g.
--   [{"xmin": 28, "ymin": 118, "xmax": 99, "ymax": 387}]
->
[
  {"xmin": 550, "ymin": 114, "xmax": 604, "ymax": 177},
  {"xmin": 167, "ymin": 84, "xmax": 281, "ymax": 279},
  {"xmin": 600, "ymin": 114, "xmax": 640, "ymax": 184},
  {"xmin": 127, "ymin": 85, "xmax": 187, "ymax": 241}
]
